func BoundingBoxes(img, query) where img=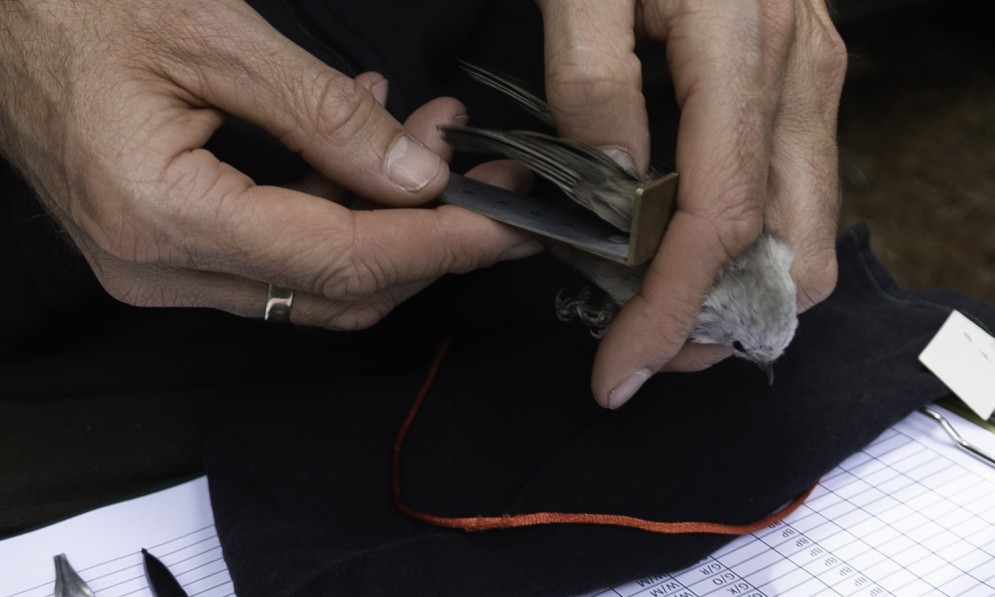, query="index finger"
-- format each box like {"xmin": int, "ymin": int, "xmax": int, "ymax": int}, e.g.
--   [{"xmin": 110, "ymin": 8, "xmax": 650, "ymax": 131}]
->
[{"xmin": 537, "ymin": 0, "xmax": 650, "ymax": 172}]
